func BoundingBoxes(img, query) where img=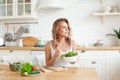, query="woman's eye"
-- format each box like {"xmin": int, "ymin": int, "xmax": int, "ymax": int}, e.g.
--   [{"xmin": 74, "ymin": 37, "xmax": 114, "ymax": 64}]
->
[{"xmin": 62, "ymin": 26, "xmax": 67, "ymax": 29}]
